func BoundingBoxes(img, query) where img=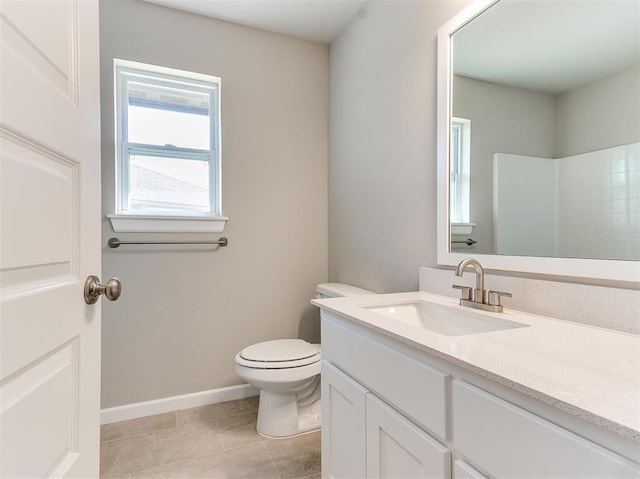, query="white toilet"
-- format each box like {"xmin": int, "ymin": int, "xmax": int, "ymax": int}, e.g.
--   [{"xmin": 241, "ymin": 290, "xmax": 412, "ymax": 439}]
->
[{"xmin": 234, "ymin": 283, "xmax": 375, "ymax": 438}]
